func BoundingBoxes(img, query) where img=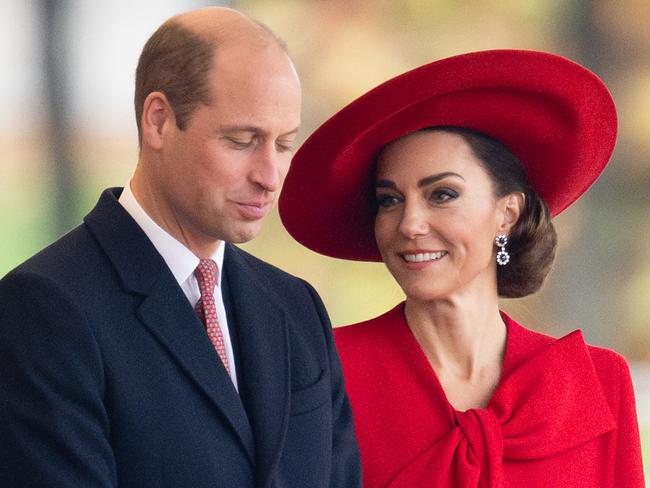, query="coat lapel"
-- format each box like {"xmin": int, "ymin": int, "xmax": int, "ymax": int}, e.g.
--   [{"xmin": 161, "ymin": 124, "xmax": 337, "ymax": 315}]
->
[
  {"xmin": 136, "ymin": 280, "xmax": 255, "ymax": 463},
  {"xmin": 225, "ymin": 245, "xmax": 291, "ymax": 488},
  {"xmin": 84, "ymin": 188, "xmax": 255, "ymax": 463}
]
